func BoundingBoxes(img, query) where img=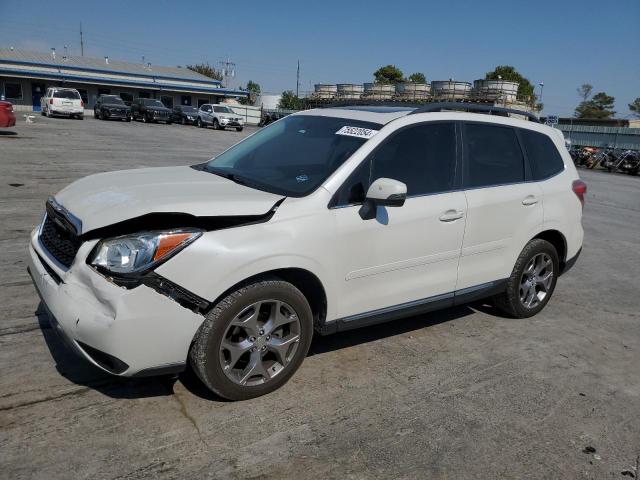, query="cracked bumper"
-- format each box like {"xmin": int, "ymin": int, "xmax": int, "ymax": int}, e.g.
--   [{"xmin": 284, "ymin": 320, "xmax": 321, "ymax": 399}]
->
[{"xmin": 28, "ymin": 230, "xmax": 204, "ymax": 377}]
